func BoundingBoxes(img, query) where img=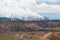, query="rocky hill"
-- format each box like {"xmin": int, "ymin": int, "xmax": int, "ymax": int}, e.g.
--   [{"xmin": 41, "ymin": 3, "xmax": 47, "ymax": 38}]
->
[{"xmin": 0, "ymin": 17, "xmax": 60, "ymax": 32}]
